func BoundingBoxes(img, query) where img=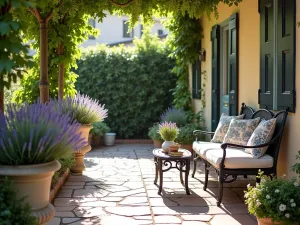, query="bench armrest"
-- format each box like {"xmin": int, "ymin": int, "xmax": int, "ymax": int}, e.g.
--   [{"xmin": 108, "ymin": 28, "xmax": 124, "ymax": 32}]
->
[{"xmin": 193, "ymin": 130, "xmax": 215, "ymax": 136}]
